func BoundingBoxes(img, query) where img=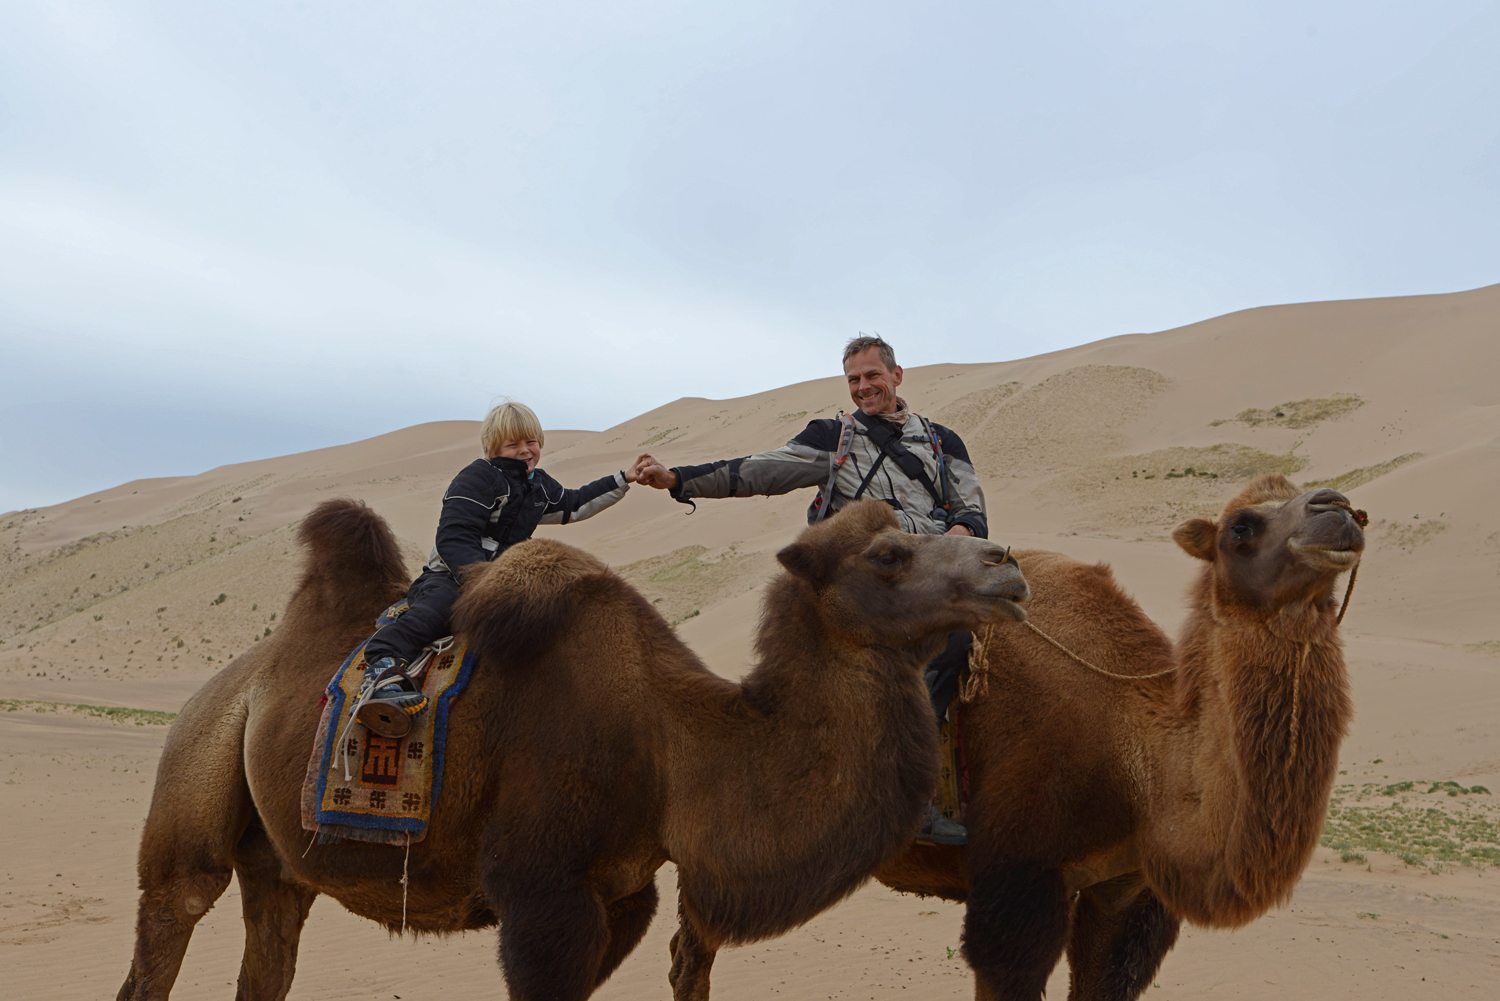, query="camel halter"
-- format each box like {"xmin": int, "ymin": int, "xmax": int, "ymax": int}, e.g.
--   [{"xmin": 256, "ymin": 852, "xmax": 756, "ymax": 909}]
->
[{"xmin": 1283, "ymin": 555, "xmax": 1361, "ymax": 774}]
